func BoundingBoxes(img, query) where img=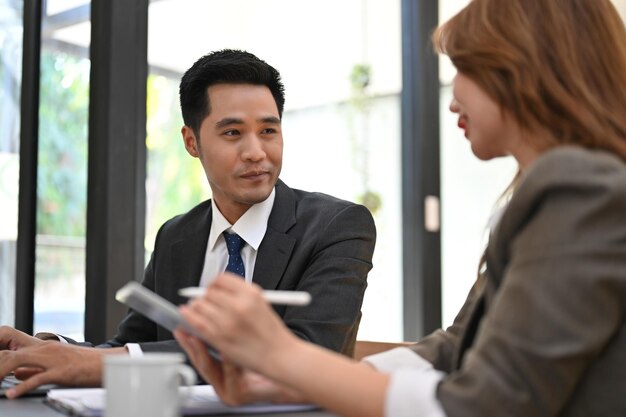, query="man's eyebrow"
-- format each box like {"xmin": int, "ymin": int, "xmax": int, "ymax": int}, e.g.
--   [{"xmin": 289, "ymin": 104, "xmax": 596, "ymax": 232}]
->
[
  {"xmin": 259, "ymin": 116, "xmax": 281, "ymax": 124},
  {"xmin": 215, "ymin": 118, "xmax": 244, "ymax": 129},
  {"xmin": 214, "ymin": 116, "xmax": 280, "ymax": 129}
]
